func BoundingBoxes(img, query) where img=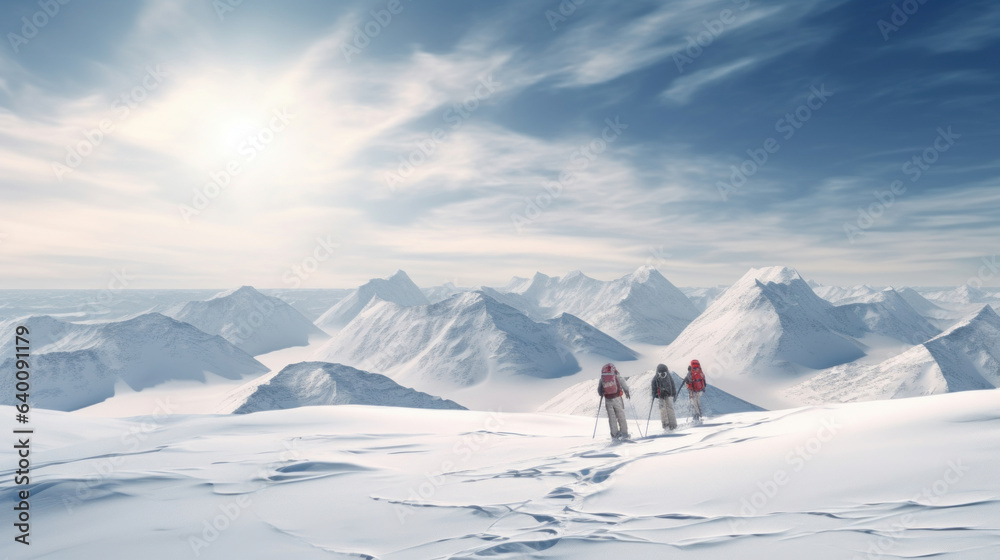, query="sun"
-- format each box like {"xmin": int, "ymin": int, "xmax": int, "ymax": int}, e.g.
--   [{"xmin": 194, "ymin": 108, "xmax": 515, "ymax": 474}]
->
[{"xmin": 219, "ymin": 115, "xmax": 264, "ymax": 155}]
